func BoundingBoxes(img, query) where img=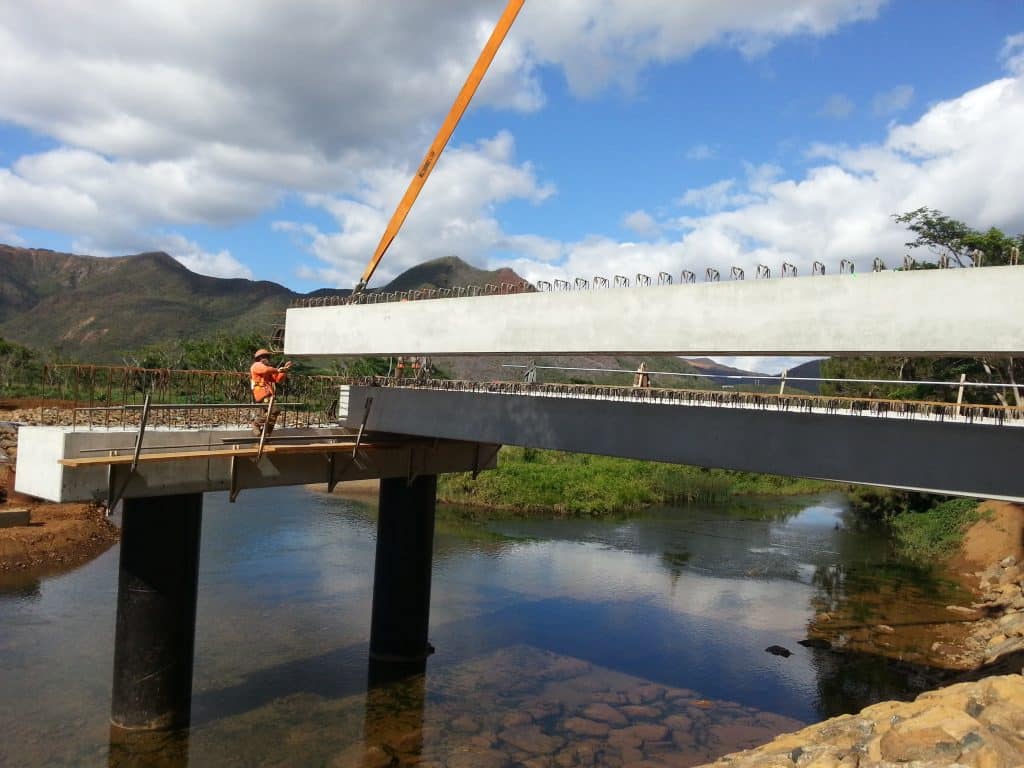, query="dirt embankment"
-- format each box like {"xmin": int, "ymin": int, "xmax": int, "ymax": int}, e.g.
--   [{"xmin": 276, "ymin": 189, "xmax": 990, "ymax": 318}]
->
[
  {"xmin": 0, "ymin": 418, "xmax": 120, "ymax": 572},
  {"xmin": 0, "ymin": 498, "xmax": 119, "ymax": 572}
]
